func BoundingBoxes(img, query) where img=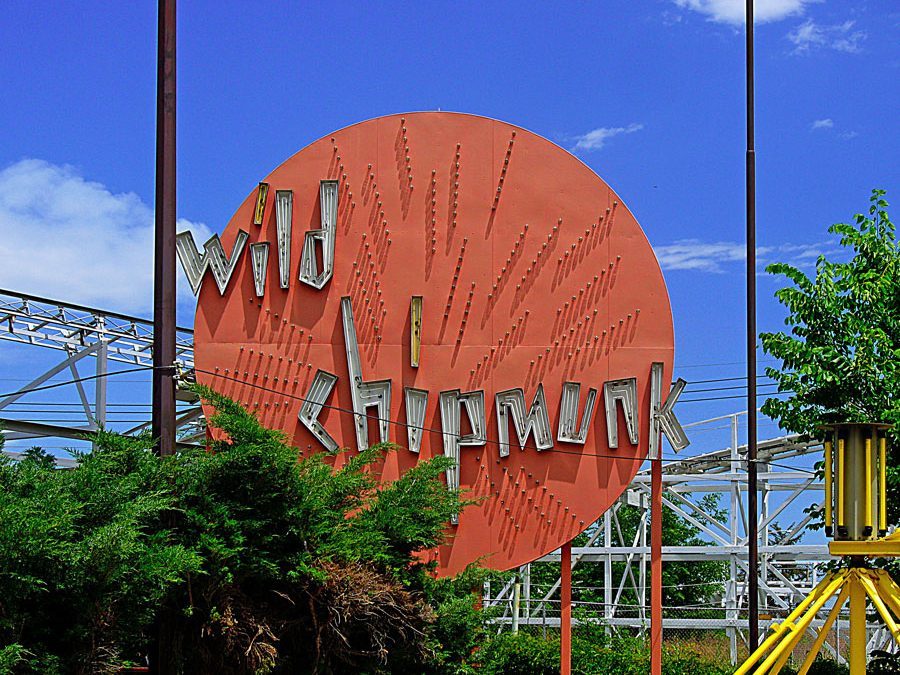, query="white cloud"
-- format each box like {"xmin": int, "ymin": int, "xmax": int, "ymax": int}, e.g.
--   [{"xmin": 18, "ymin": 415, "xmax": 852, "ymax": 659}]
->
[
  {"xmin": 788, "ymin": 19, "xmax": 867, "ymax": 54},
  {"xmin": 654, "ymin": 240, "xmax": 747, "ymax": 272},
  {"xmin": 811, "ymin": 118, "xmax": 834, "ymax": 130},
  {"xmin": 0, "ymin": 159, "xmax": 211, "ymax": 316},
  {"xmin": 673, "ymin": 0, "xmax": 811, "ymax": 25},
  {"xmin": 571, "ymin": 123, "xmax": 643, "ymax": 152},
  {"xmin": 655, "ymin": 239, "xmax": 838, "ymax": 272}
]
